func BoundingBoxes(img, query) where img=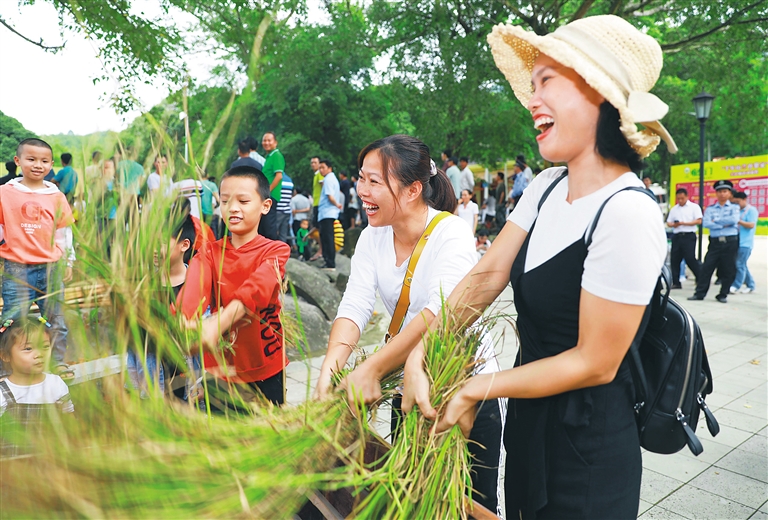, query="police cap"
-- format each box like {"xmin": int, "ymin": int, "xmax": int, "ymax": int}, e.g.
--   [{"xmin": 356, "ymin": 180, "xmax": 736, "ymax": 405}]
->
[{"xmin": 713, "ymin": 180, "xmax": 733, "ymax": 191}]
